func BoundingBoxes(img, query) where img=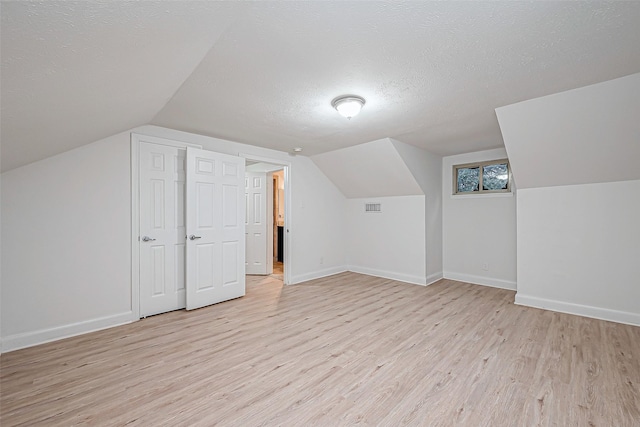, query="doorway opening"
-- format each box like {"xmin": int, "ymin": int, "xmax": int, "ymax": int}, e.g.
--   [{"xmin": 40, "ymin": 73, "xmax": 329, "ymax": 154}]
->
[
  {"xmin": 242, "ymin": 154, "xmax": 291, "ymax": 285},
  {"xmin": 271, "ymin": 169, "xmax": 285, "ymax": 280}
]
